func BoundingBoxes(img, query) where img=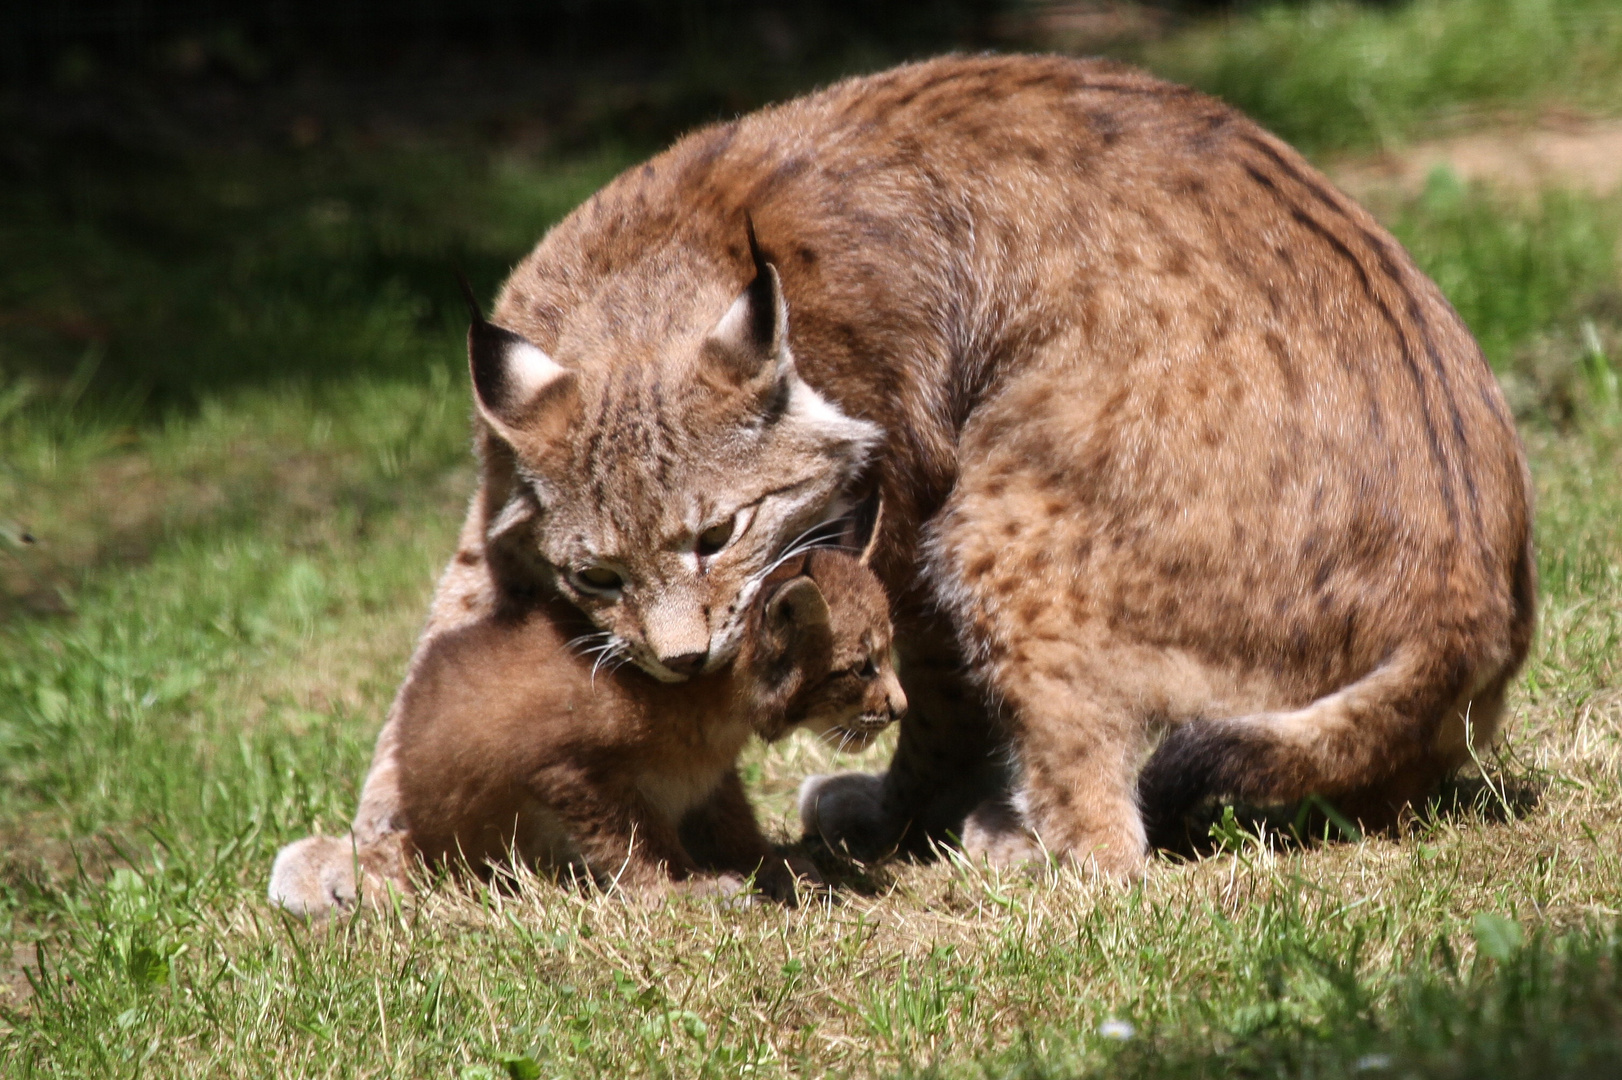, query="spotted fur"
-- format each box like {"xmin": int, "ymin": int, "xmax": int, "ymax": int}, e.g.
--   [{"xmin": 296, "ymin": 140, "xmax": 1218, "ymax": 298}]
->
[{"xmin": 333, "ymin": 54, "xmax": 1532, "ymax": 882}]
